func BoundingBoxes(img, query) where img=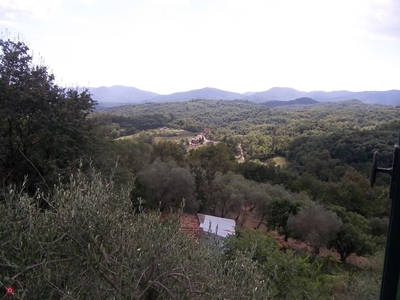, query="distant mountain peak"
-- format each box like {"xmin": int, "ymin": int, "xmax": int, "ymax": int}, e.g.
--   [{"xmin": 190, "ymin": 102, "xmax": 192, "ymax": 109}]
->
[
  {"xmin": 148, "ymin": 87, "xmax": 243, "ymax": 103},
  {"xmin": 89, "ymin": 86, "xmax": 159, "ymax": 108}
]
